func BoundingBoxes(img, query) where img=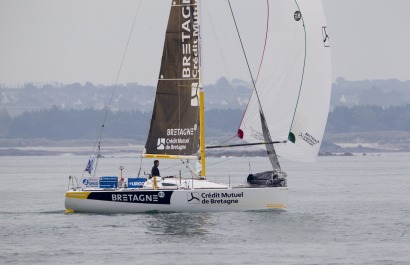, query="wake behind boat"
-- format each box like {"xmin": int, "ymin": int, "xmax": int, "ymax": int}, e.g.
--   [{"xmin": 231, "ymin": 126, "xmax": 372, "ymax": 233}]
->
[{"xmin": 65, "ymin": 0, "xmax": 331, "ymax": 213}]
